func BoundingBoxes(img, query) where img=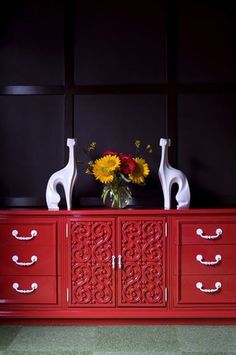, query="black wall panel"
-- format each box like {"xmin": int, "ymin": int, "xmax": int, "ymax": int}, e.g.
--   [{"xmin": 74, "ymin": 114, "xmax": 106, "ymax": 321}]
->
[
  {"xmin": 74, "ymin": 0, "xmax": 166, "ymax": 85},
  {"xmin": 0, "ymin": 0, "xmax": 64, "ymax": 85},
  {"xmin": 73, "ymin": 94, "xmax": 166, "ymax": 206},
  {"xmin": 177, "ymin": 0, "xmax": 236, "ymax": 83},
  {"xmin": 0, "ymin": 96, "xmax": 64, "ymax": 206},
  {"xmin": 178, "ymin": 95, "xmax": 236, "ymax": 207}
]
